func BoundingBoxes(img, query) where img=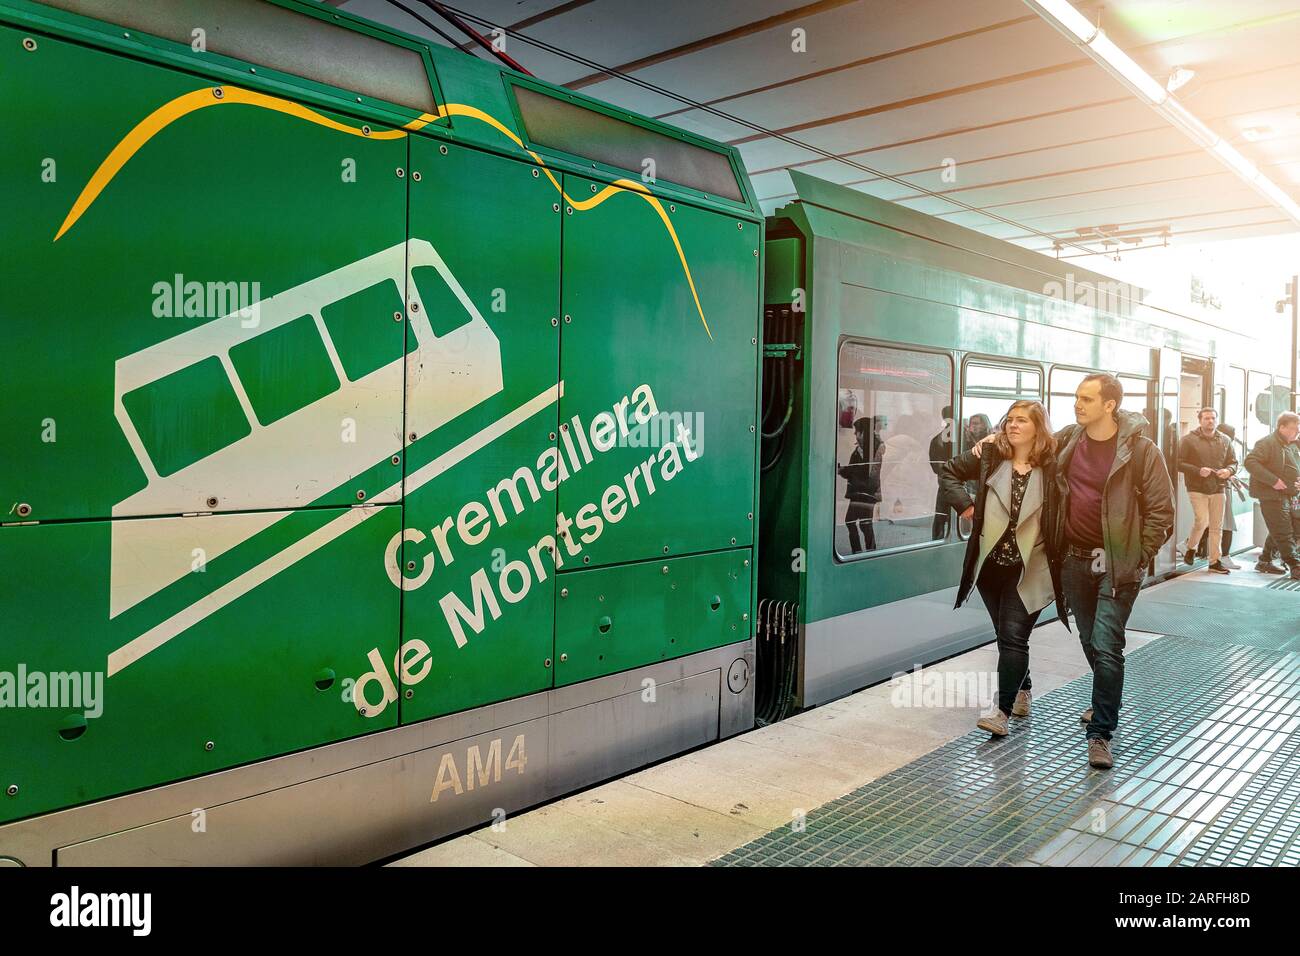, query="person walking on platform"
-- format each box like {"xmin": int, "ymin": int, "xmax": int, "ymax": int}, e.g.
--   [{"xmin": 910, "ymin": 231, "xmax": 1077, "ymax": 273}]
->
[
  {"xmin": 974, "ymin": 373, "xmax": 1173, "ymax": 770},
  {"xmin": 940, "ymin": 401, "xmax": 1065, "ymax": 738},
  {"xmin": 1244, "ymin": 411, "xmax": 1300, "ymax": 580},
  {"xmin": 1053, "ymin": 375, "xmax": 1173, "ymax": 769},
  {"xmin": 1177, "ymin": 408, "xmax": 1237, "ymax": 574}
]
